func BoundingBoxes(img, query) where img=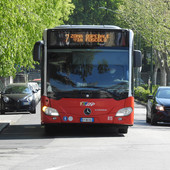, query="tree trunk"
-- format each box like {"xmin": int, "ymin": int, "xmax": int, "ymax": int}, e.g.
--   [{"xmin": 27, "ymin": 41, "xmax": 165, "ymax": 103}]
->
[
  {"xmin": 156, "ymin": 50, "xmax": 167, "ymax": 86},
  {"xmin": 167, "ymin": 70, "xmax": 170, "ymax": 86},
  {"xmin": 153, "ymin": 66, "xmax": 158, "ymax": 85},
  {"xmin": 153, "ymin": 49, "xmax": 160, "ymax": 85},
  {"xmin": 160, "ymin": 67, "xmax": 167, "ymax": 86},
  {"xmin": 163, "ymin": 51, "xmax": 170, "ymax": 86}
]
